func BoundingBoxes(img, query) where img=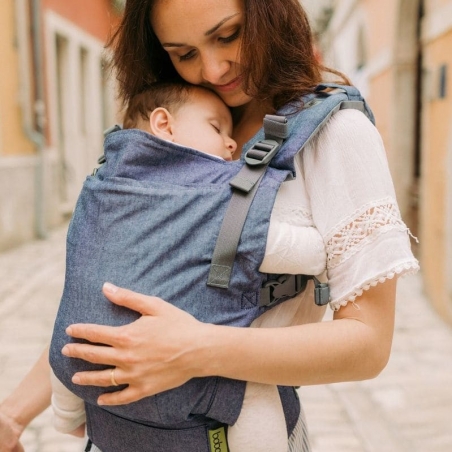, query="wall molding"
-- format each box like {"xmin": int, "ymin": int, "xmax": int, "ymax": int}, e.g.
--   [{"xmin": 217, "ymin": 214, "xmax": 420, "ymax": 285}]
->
[
  {"xmin": 422, "ymin": 3, "xmax": 452, "ymax": 43},
  {"xmin": 0, "ymin": 155, "xmax": 37, "ymax": 169}
]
